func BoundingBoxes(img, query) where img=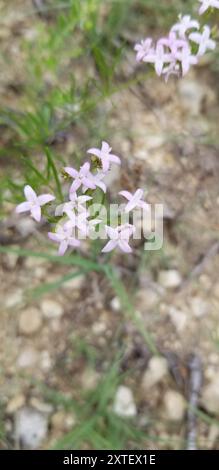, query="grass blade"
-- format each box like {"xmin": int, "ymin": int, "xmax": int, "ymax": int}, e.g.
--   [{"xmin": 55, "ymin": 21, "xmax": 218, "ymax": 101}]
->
[
  {"xmin": 104, "ymin": 265, "xmax": 158, "ymax": 355},
  {"xmin": 29, "ymin": 270, "xmax": 86, "ymax": 298}
]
